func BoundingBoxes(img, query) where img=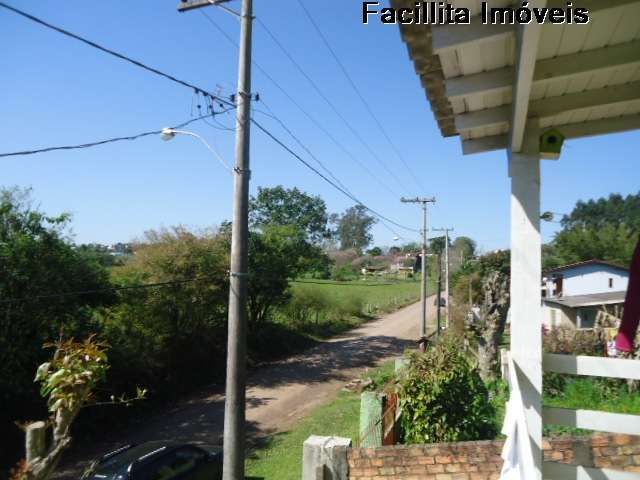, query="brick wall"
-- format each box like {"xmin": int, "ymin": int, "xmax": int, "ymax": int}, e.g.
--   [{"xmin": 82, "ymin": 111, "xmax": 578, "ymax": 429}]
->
[{"xmin": 348, "ymin": 434, "xmax": 640, "ymax": 479}]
